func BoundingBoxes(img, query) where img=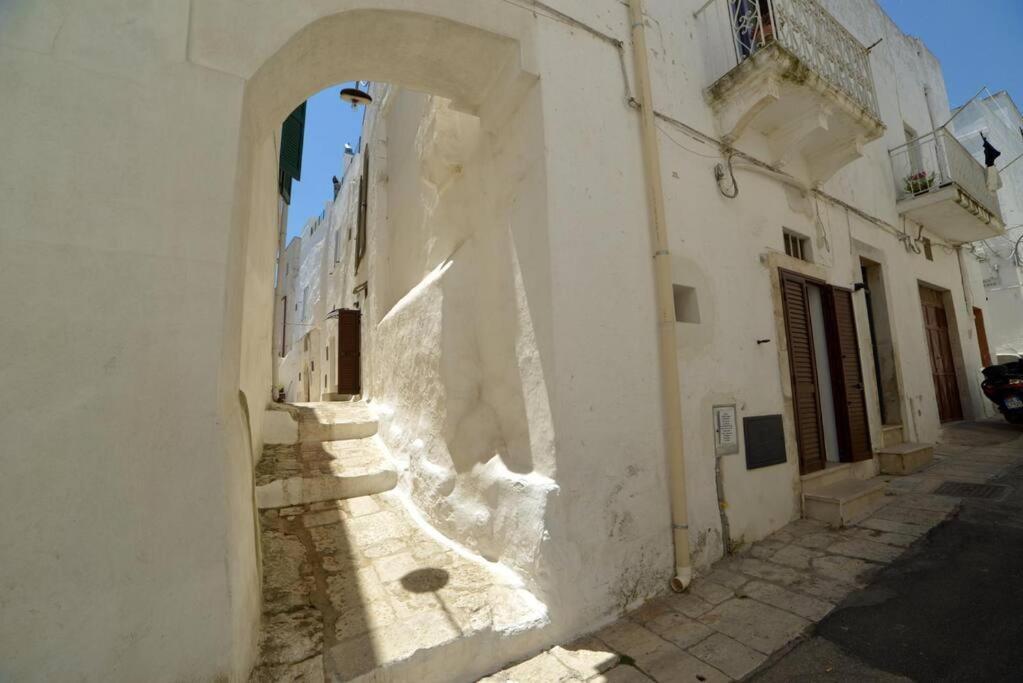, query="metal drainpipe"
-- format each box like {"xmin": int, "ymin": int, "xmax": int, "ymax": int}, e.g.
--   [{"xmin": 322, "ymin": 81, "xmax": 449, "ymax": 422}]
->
[{"xmin": 628, "ymin": 0, "xmax": 693, "ymax": 592}]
